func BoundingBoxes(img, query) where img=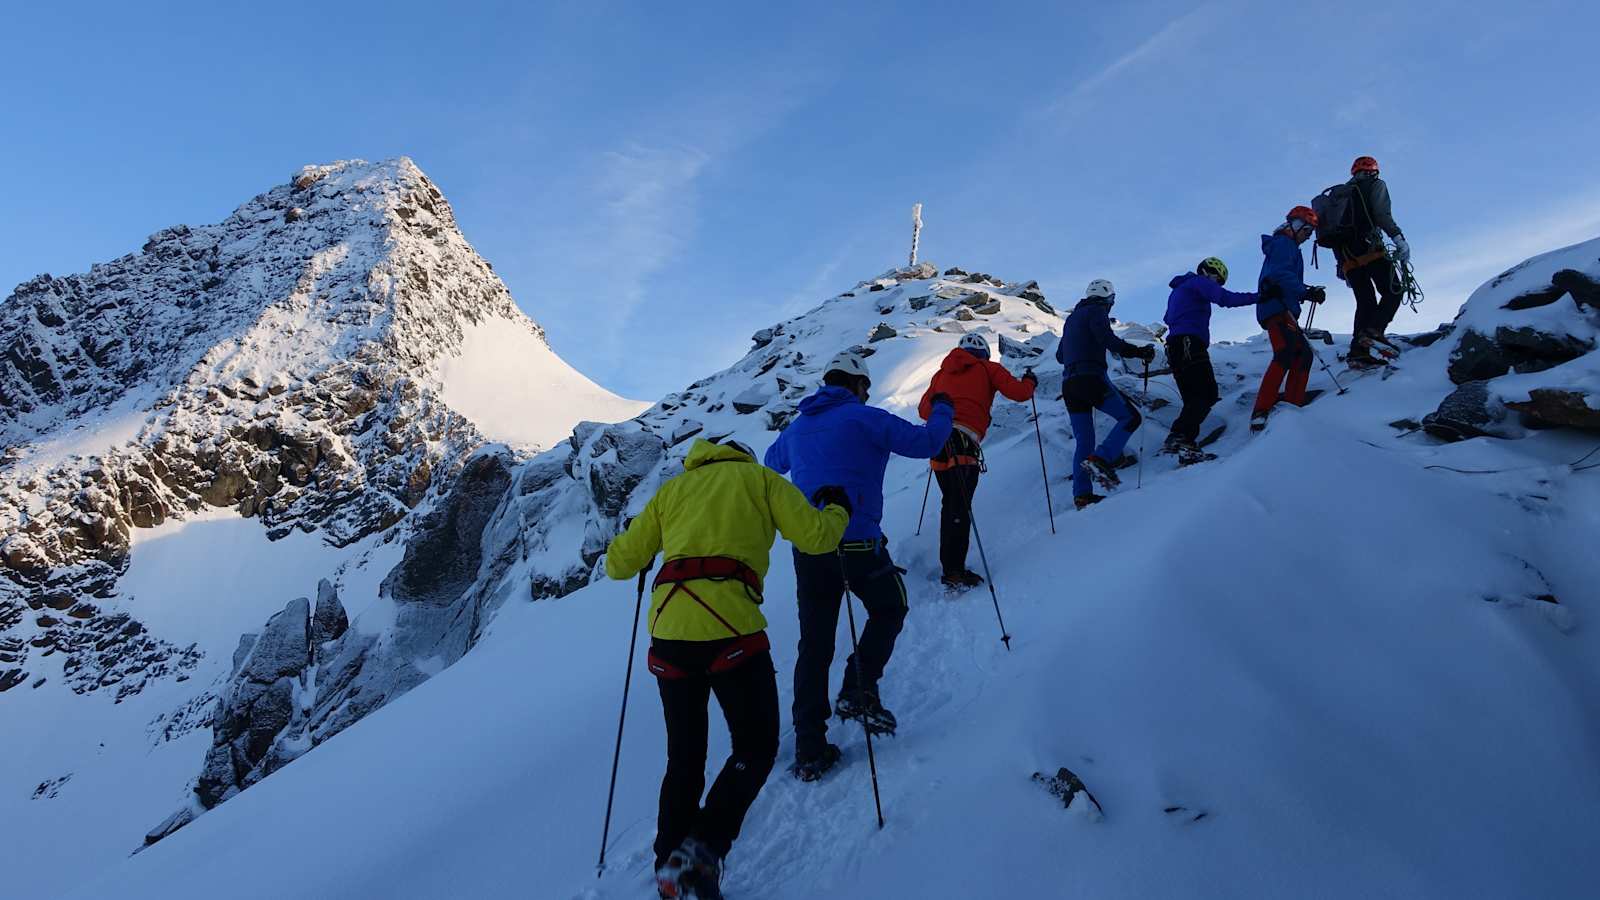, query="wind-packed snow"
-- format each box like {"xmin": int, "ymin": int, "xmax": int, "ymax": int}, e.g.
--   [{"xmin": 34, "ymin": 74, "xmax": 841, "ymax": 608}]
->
[
  {"xmin": 111, "ymin": 509, "xmax": 357, "ymax": 650},
  {"xmin": 435, "ymin": 315, "xmax": 649, "ymax": 450},
  {"xmin": 57, "ymin": 259, "xmax": 1600, "ymax": 899}
]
